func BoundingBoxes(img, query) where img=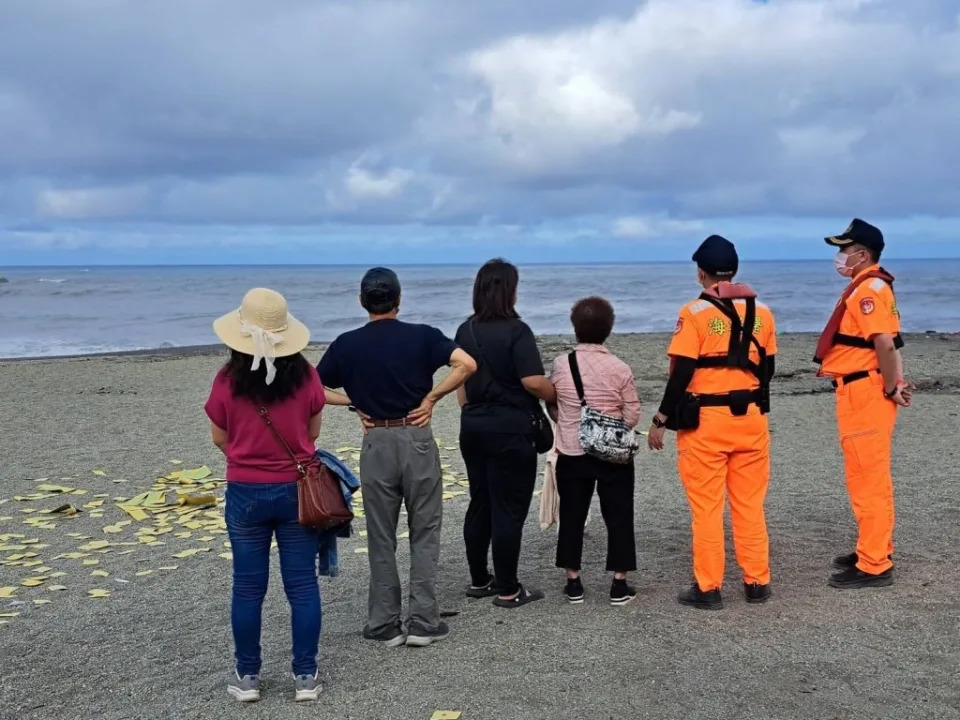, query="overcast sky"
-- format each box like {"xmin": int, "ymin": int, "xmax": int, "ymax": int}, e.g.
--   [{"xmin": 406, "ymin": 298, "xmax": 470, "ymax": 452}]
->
[{"xmin": 2, "ymin": 0, "xmax": 960, "ymax": 265}]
